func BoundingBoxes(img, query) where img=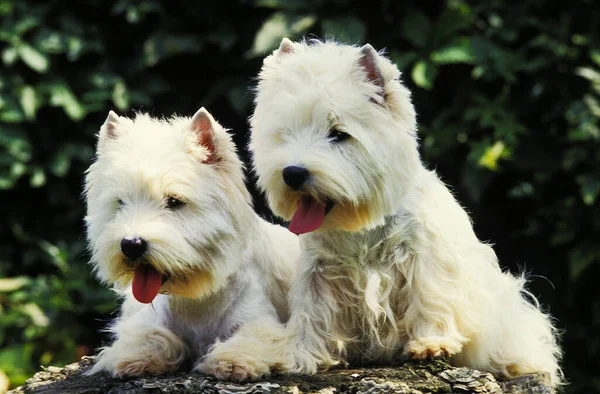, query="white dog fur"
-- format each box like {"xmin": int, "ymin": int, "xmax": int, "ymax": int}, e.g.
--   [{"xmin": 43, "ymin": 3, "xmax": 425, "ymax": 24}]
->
[
  {"xmin": 84, "ymin": 108, "xmax": 299, "ymax": 381},
  {"xmin": 242, "ymin": 38, "xmax": 563, "ymax": 389}
]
